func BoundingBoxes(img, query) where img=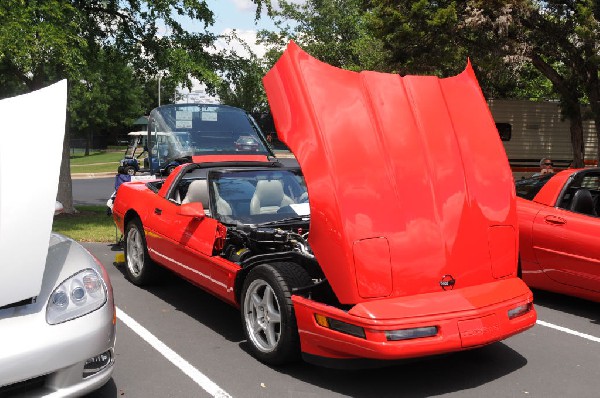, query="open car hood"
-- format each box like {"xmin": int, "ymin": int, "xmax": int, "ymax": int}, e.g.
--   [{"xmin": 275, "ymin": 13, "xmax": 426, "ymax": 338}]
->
[
  {"xmin": 264, "ymin": 42, "xmax": 517, "ymax": 304},
  {"xmin": 0, "ymin": 81, "xmax": 67, "ymax": 307}
]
